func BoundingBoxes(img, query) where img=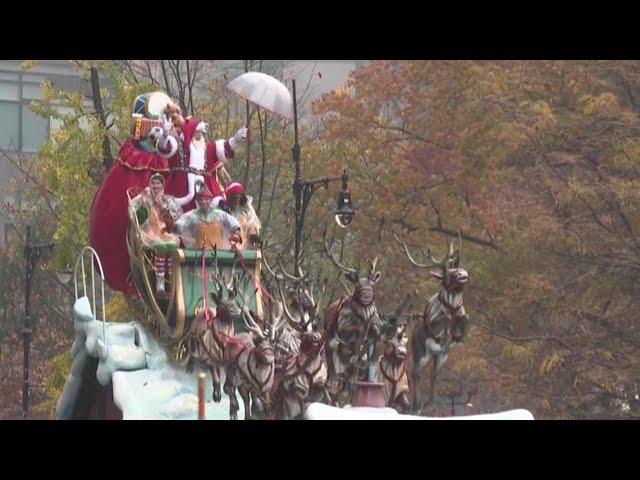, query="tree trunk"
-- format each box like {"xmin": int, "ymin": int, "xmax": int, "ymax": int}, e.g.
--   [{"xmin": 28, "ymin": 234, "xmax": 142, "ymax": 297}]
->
[{"xmin": 89, "ymin": 66, "xmax": 113, "ymax": 172}]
